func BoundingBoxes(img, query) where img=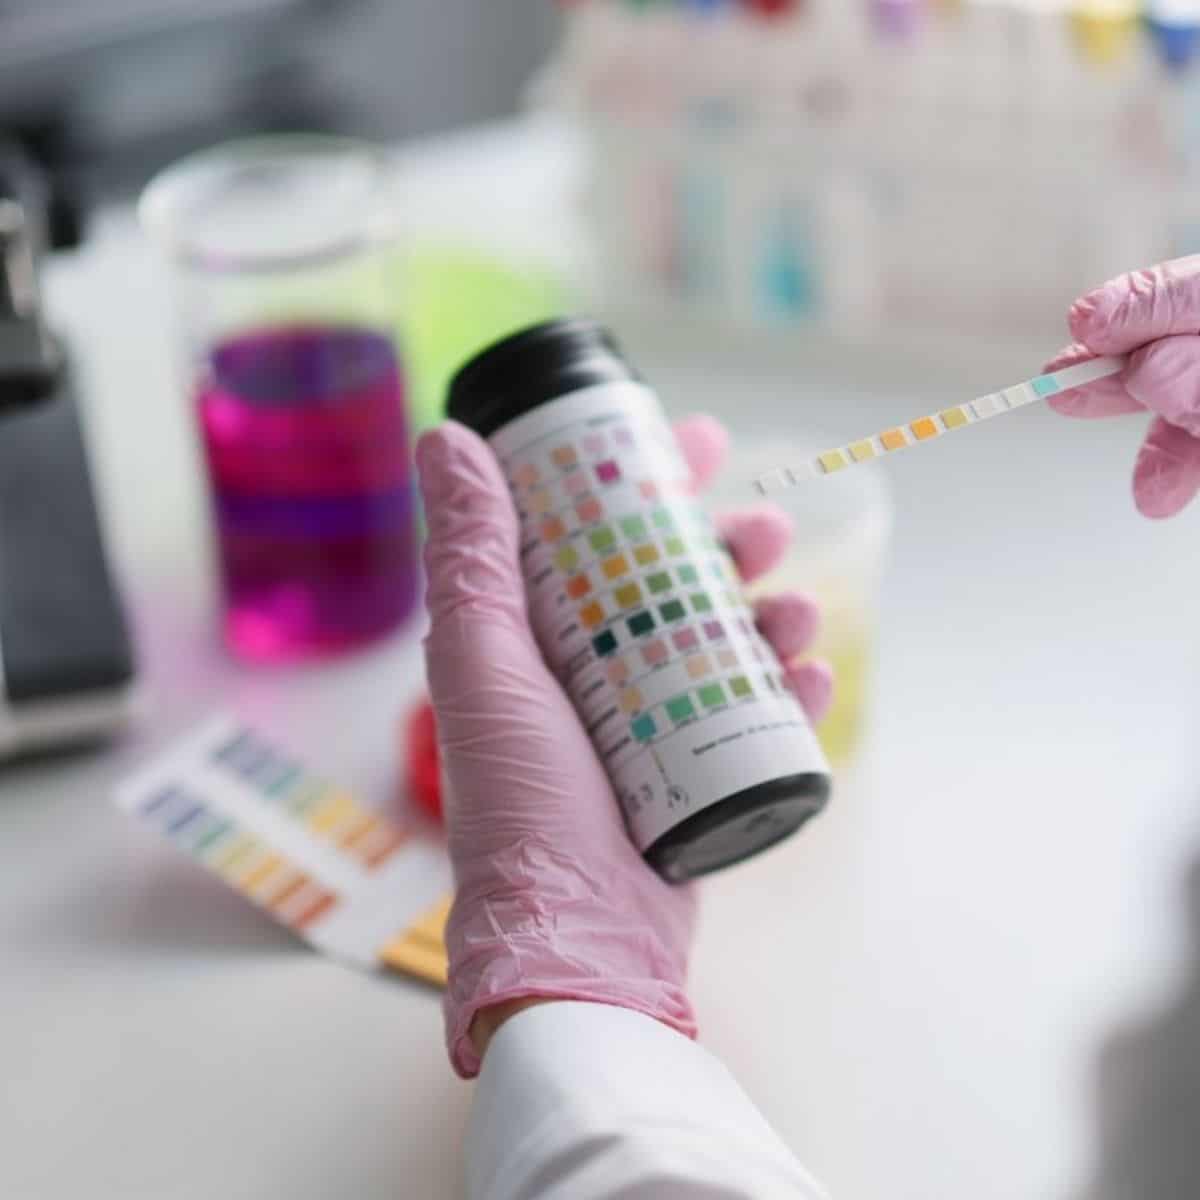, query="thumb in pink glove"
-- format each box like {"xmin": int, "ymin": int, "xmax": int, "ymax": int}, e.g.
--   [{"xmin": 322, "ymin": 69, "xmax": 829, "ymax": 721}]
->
[
  {"xmin": 417, "ymin": 416, "xmax": 831, "ymax": 1078},
  {"xmin": 1046, "ymin": 255, "xmax": 1200, "ymax": 519}
]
